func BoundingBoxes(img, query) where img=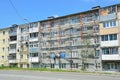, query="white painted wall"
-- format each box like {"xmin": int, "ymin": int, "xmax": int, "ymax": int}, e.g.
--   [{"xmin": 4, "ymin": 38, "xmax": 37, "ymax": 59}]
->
[
  {"xmin": 9, "ymin": 41, "xmax": 17, "ymax": 44},
  {"xmin": 29, "ymin": 27, "xmax": 39, "ymax": 33},
  {"xmin": 29, "ymin": 57, "xmax": 39, "ymax": 62},
  {"xmin": 9, "ymin": 60, "xmax": 17, "ymax": 63},
  {"xmin": 29, "ymin": 38, "xmax": 38, "ymax": 42},
  {"xmin": 102, "ymin": 54, "xmax": 120, "ymax": 60},
  {"xmin": 101, "ymin": 40, "xmax": 119, "ymax": 47}
]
